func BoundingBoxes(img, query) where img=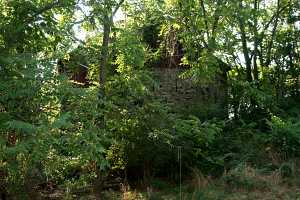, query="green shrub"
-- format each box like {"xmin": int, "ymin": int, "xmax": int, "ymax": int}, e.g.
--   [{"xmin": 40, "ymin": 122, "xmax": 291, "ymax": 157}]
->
[
  {"xmin": 222, "ymin": 164, "xmax": 269, "ymax": 191},
  {"xmin": 266, "ymin": 115, "xmax": 300, "ymax": 157},
  {"xmin": 150, "ymin": 179, "xmax": 171, "ymax": 190},
  {"xmin": 279, "ymin": 162, "xmax": 295, "ymax": 178}
]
